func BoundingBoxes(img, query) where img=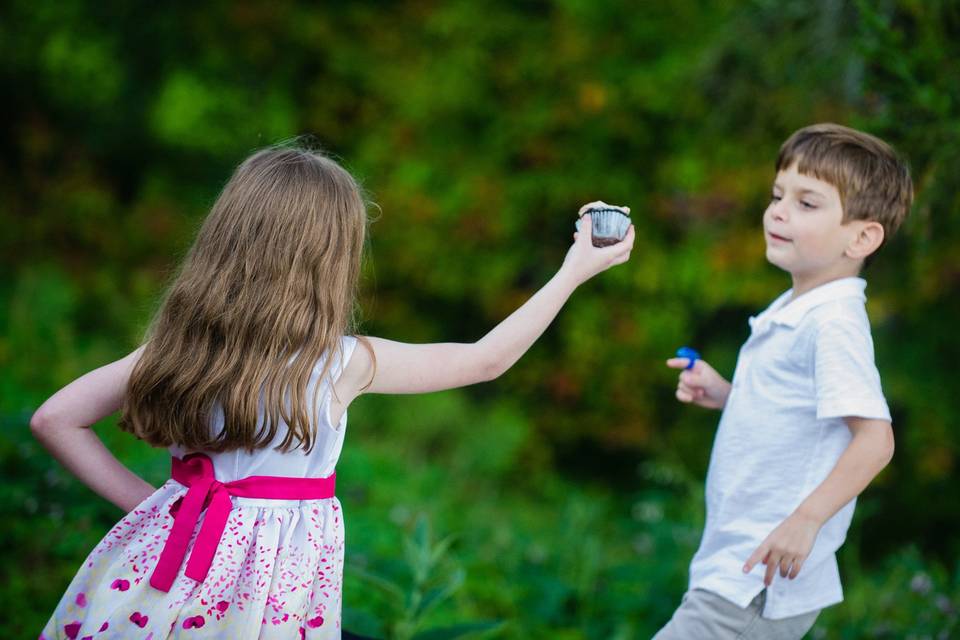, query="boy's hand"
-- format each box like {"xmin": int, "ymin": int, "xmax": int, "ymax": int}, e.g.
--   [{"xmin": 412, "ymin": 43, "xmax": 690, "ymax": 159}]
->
[
  {"xmin": 742, "ymin": 510, "xmax": 822, "ymax": 586},
  {"xmin": 561, "ymin": 210, "xmax": 634, "ymax": 286},
  {"xmin": 665, "ymin": 358, "xmax": 731, "ymax": 409}
]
